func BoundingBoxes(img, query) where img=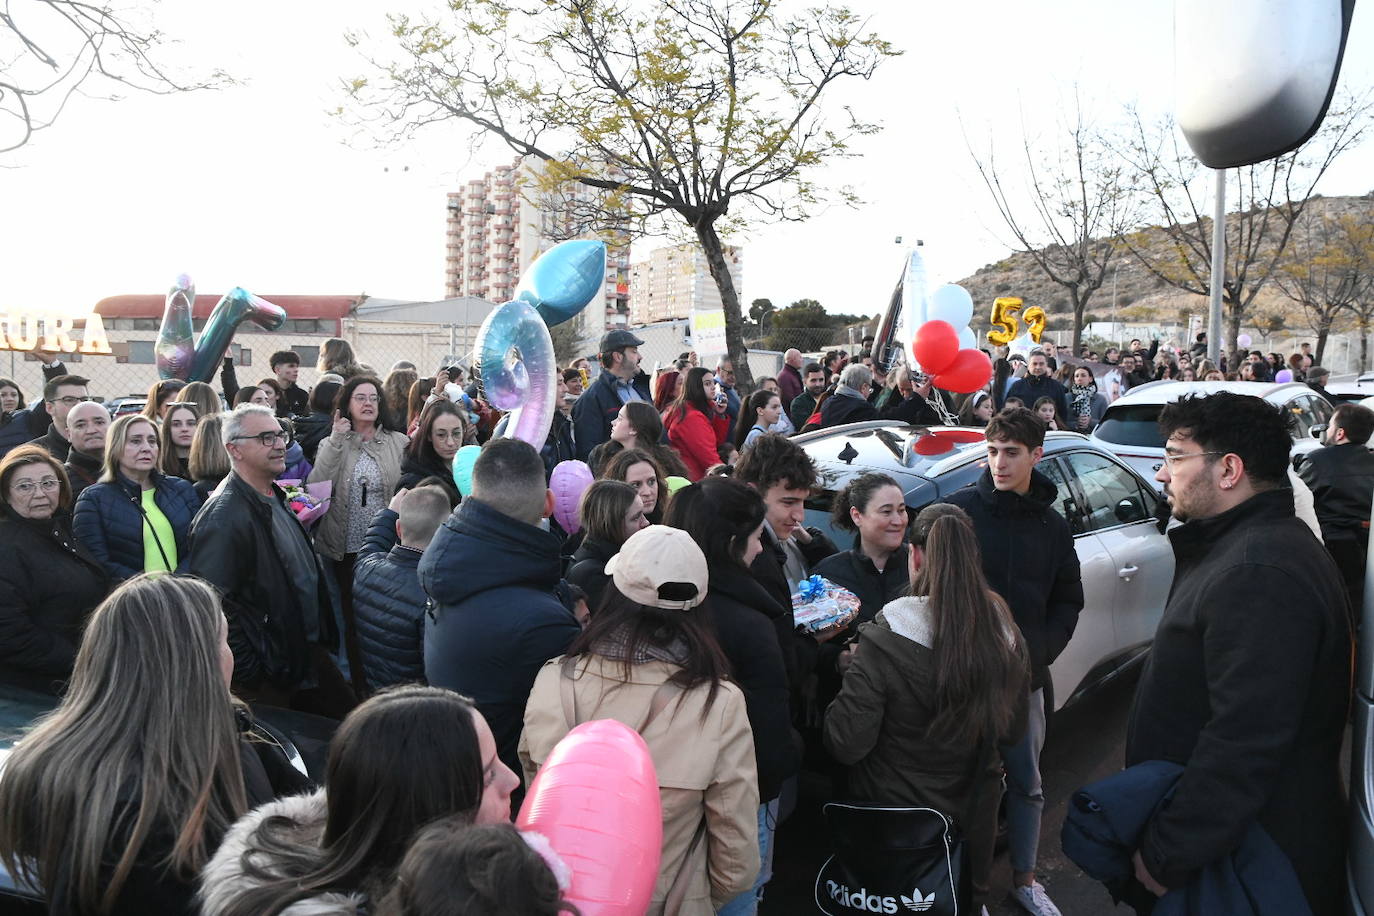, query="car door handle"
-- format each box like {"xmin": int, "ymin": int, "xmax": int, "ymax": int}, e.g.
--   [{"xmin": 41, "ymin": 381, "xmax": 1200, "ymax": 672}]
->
[{"xmin": 1118, "ymin": 565, "xmax": 1139, "ymax": 579}]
